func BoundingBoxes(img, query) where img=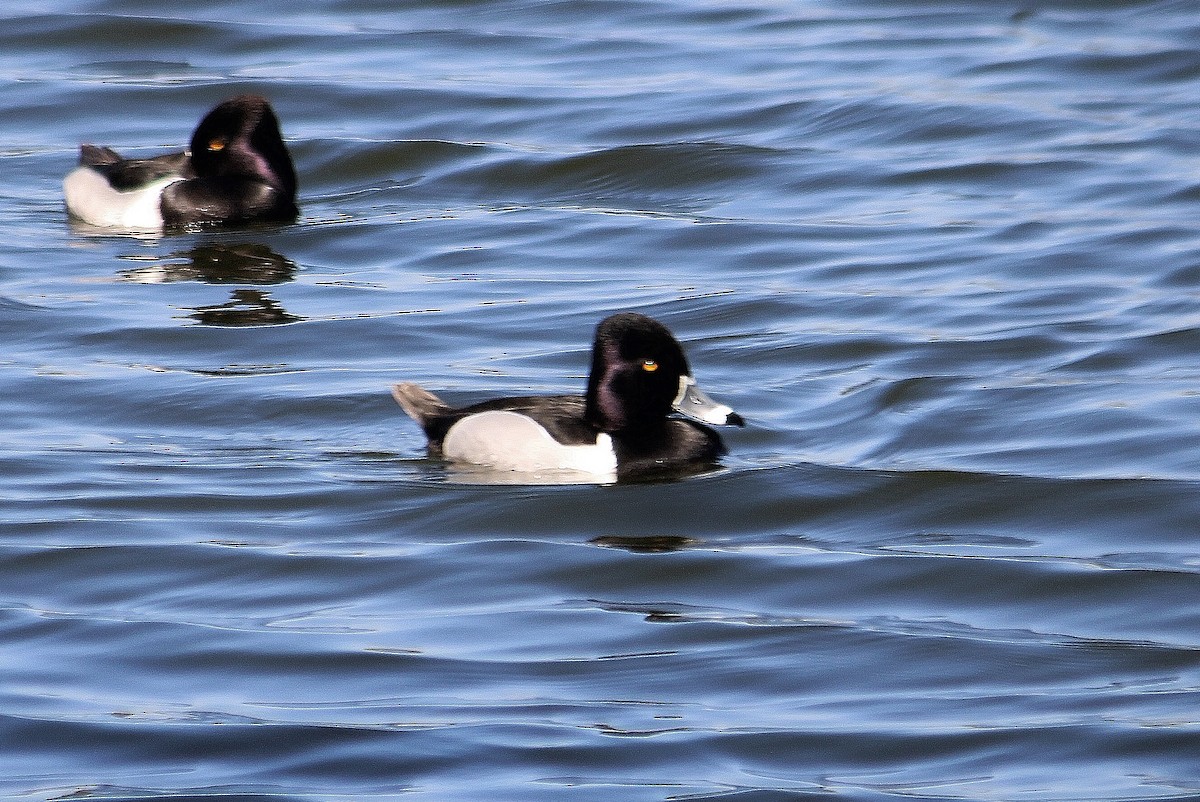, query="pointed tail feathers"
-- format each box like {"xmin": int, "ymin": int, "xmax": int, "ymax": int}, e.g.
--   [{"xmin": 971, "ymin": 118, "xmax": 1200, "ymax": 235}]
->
[{"xmin": 391, "ymin": 382, "xmax": 451, "ymax": 426}]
